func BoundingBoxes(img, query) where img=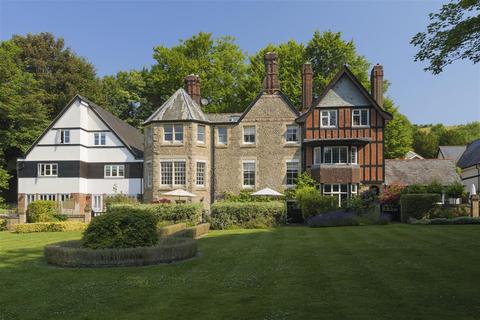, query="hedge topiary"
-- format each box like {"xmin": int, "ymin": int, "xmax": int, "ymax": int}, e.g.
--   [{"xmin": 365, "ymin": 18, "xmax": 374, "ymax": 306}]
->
[
  {"xmin": 27, "ymin": 200, "xmax": 59, "ymax": 223},
  {"xmin": 400, "ymin": 193, "xmax": 441, "ymax": 222},
  {"xmin": 209, "ymin": 201, "xmax": 286, "ymax": 229},
  {"xmin": 14, "ymin": 221, "xmax": 87, "ymax": 233},
  {"xmin": 82, "ymin": 211, "xmax": 159, "ymax": 249},
  {"xmin": 108, "ymin": 203, "xmax": 202, "ymax": 224}
]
